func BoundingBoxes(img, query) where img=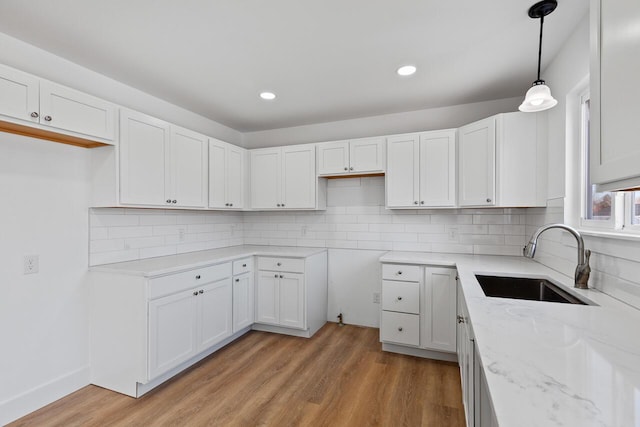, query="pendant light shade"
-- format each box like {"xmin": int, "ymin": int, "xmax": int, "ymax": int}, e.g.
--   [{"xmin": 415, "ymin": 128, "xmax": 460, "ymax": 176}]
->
[{"xmin": 519, "ymin": 0, "xmax": 558, "ymax": 113}]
